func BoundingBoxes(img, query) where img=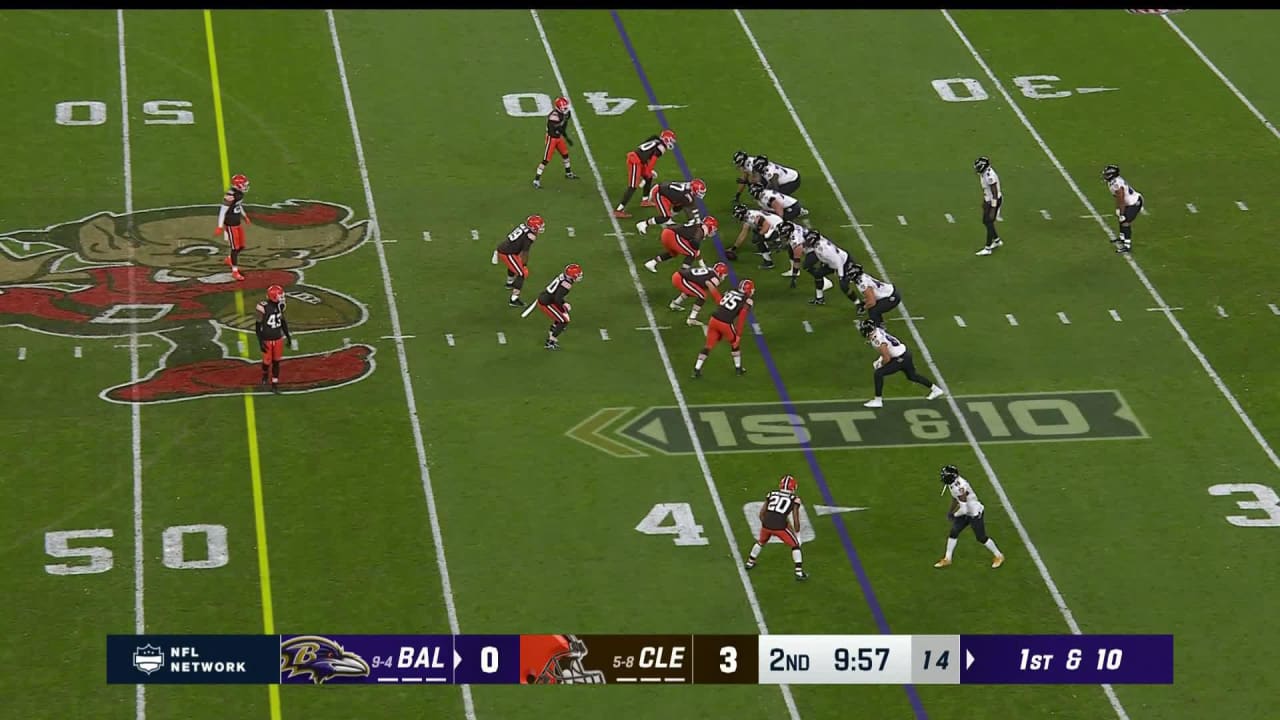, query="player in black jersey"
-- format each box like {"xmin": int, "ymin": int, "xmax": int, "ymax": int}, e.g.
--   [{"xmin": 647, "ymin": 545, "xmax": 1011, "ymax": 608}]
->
[
  {"xmin": 215, "ymin": 173, "xmax": 251, "ymax": 281},
  {"xmin": 254, "ymin": 284, "xmax": 292, "ymax": 393},
  {"xmin": 745, "ymin": 474, "xmax": 808, "ymax": 581},
  {"xmin": 613, "ymin": 130, "xmax": 676, "ymax": 219},
  {"xmin": 533, "ymin": 96, "xmax": 579, "ymax": 188},
  {"xmin": 496, "ymin": 215, "xmax": 545, "ymax": 307},
  {"xmin": 535, "ymin": 263, "xmax": 583, "ymax": 350},
  {"xmin": 669, "ymin": 261, "xmax": 729, "ymax": 327}
]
